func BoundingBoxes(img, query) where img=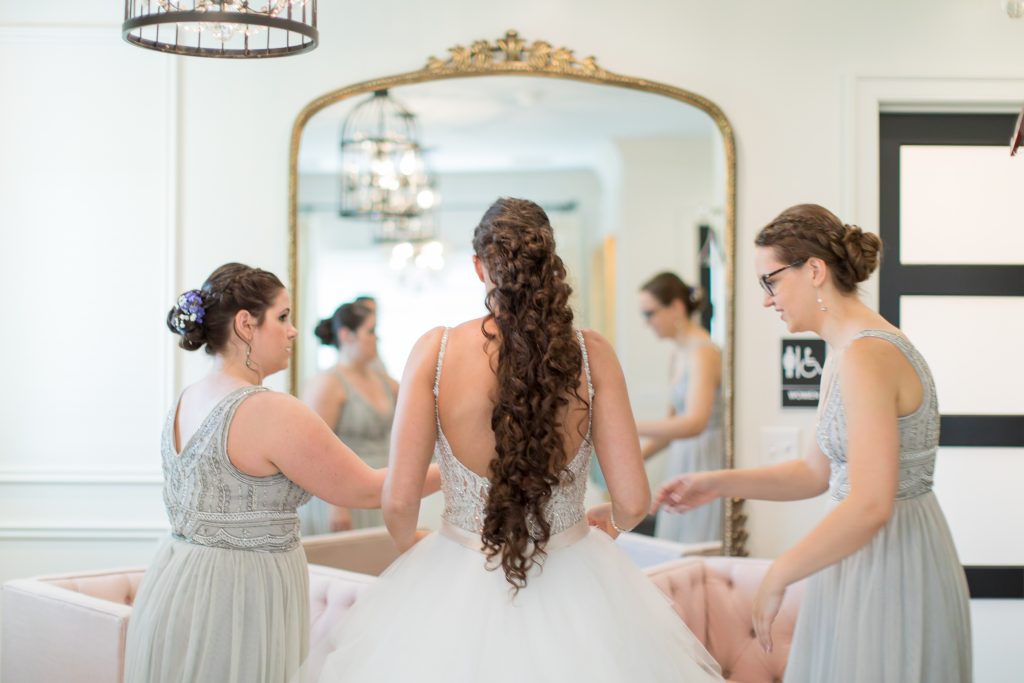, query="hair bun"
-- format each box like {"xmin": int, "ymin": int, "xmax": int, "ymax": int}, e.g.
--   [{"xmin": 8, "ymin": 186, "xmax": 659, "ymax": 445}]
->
[
  {"xmin": 314, "ymin": 318, "xmax": 336, "ymax": 347},
  {"xmin": 166, "ymin": 289, "xmax": 208, "ymax": 352},
  {"xmin": 841, "ymin": 223, "xmax": 882, "ymax": 283},
  {"xmin": 689, "ymin": 287, "xmax": 711, "ymax": 318}
]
